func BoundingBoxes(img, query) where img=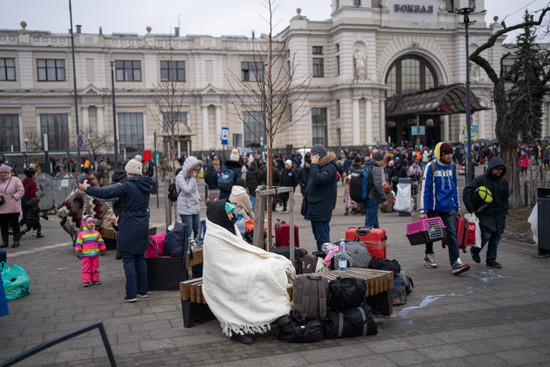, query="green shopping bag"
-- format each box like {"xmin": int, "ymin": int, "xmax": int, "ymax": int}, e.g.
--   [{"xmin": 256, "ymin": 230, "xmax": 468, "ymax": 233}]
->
[{"xmin": 0, "ymin": 262, "xmax": 31, "ymax": 300}]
